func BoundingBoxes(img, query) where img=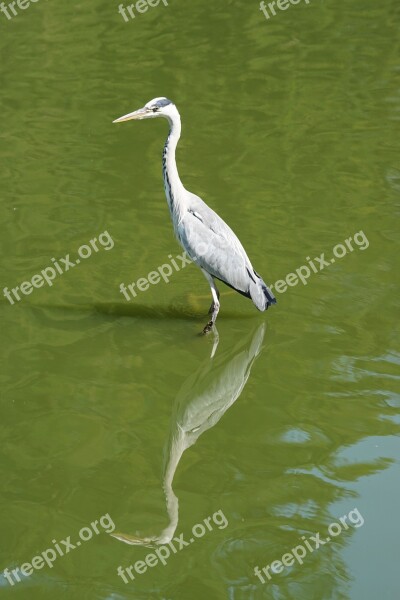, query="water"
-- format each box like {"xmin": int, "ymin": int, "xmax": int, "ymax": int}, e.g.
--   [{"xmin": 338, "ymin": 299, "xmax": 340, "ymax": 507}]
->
[{"xmin": 1, "ymin": 0, "xmax": 399, "ymax": 598}]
